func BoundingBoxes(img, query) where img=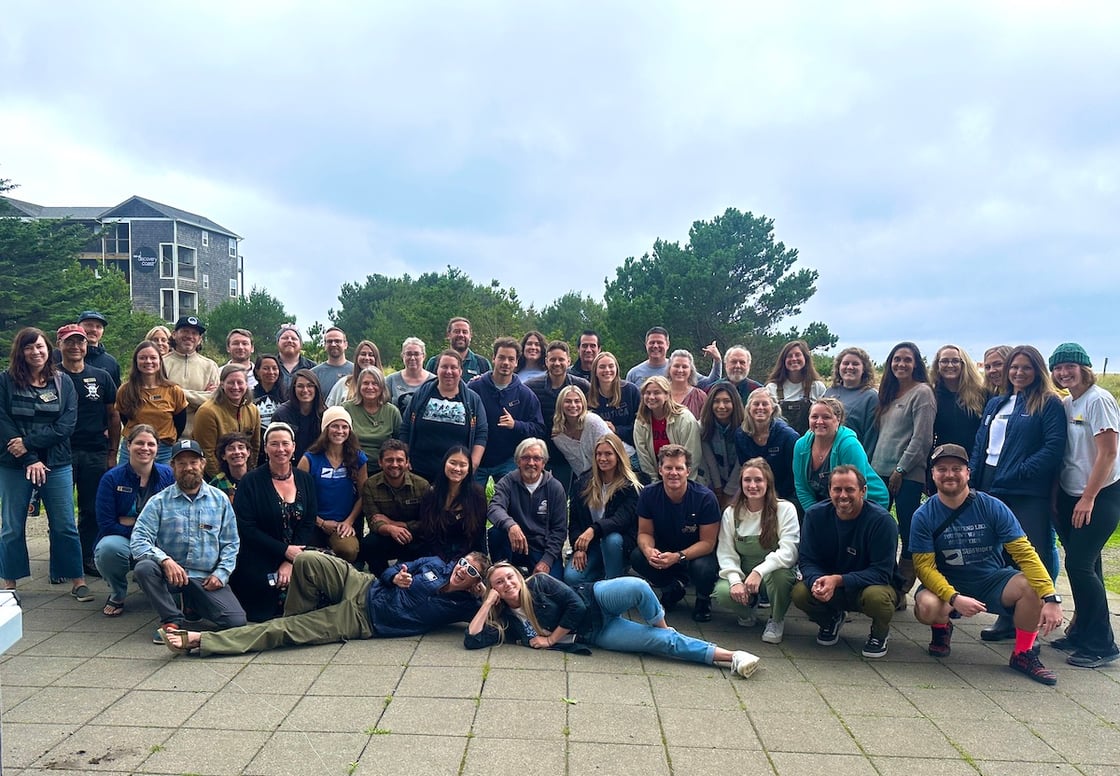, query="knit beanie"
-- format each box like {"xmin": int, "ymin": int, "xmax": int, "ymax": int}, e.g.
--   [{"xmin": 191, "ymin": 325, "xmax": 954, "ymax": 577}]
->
[
  {"xmin": 321, "ymin": 405, "xmax": 352, "ymax": 432},
  {"xmin": 1048, "ymin": 343, "xmax": 1091, "ymax": 371}
]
